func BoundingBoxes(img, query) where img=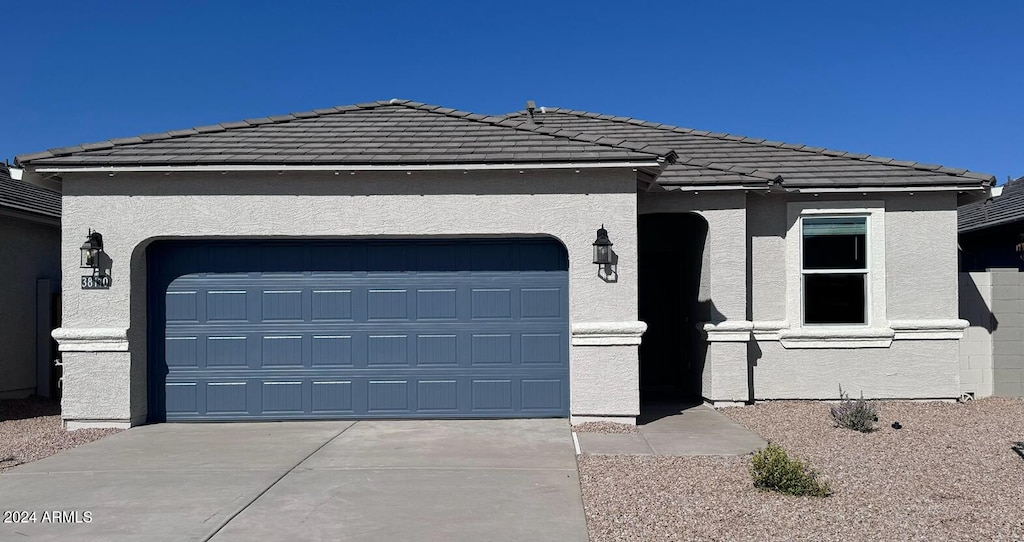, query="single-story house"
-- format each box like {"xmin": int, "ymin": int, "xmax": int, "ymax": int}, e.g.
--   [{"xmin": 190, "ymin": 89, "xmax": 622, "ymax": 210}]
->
[
  {"xmin": 14, "ymin": 100, "xmax": 995, "ymax": 429},
  {"xmin": 957, "ymin": 176, "xmax": 1023, "ymax": 398},
  {"xmin": 0, "ymin": 164, "xmax": 61, "ymax": 399}
]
